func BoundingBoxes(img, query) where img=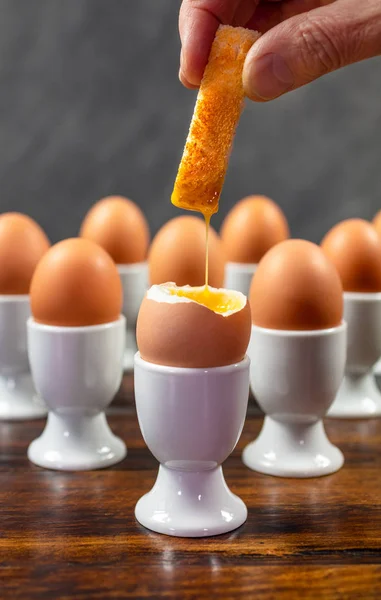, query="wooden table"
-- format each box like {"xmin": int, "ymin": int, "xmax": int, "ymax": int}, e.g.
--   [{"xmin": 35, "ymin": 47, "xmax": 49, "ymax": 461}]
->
[{"xmin": 1, "ymin": 374, "xmax": 380, "ymax": 599}]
